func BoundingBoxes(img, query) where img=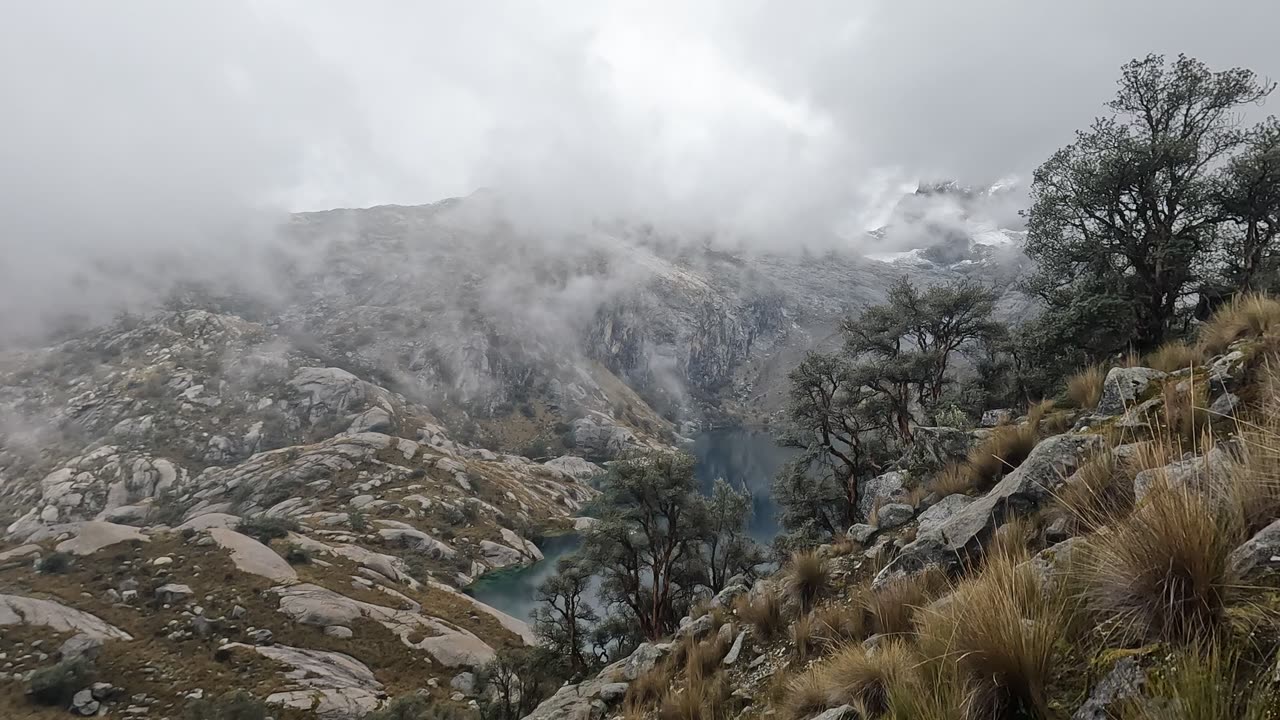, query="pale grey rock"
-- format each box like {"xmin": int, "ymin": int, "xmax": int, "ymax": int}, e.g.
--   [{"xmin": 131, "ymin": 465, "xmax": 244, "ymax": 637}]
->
[
  {"xmin": 875, "ymin": 503, "xmax": 915, "ymax": 530},
  {"xmin": 1209, "ymin": 392, "xmax": 1240, "ymax": 417},
  {"xmin": 348, "ymin": 406, "xmax": 394, "ymax": 434},
  {"xmin": 980, "ymin": 409, "xmax": 1014, "ymax": 427},
  {"xmin": 72, "ymin": 688, "xmax": 100, "ymax": 715},
  {"xmin": 858, "ymin": 471, "xmax": 908, "ymax": 519},
  {"xmin": 544, "ymin": 455, "xmax": 604, "ymax": 480},
  {"xmin": 1132, "ymin": 446, "xmax": 1233, "ymax": 503},
  {"xmin": 876, "ymin": 434, "xmax": 1101, "ymax": 586},
  {"xmin": 273, "ymin": 584, "xmax": 496, "ymax": 667},
  {"xmin": 1096, "ymin": 367, "xmax": 1166, "ymax": 416},
  {"xmin": 847, "ymin": 523, "xmax": 877, "ymax": 544},
  {"xmin": 209, "ymin": 527, "xmax": 299, "ymax": 582},
  {"xmin": 722, "ymin": 630, "xmax": 747, "ymax": 666},
  {"xmin": 54, "ymin": 521, "xmax": 148, "ymax": 556},
  {"xmin": 58, "ymin": 633, "xmax": 103, "ymax": 662},
  {"xmin": 480, "ymin": 540, "xmax": 527, "ymax": 568},
  {"xmin": 569, "ymin": 416, "xmax": 638, "ymax": 458},
  {"xmin": 324, "ymin": 625, "xmax": 353, "ymax": 639},
  {"xmin": 450, "ymin": 671, "xmax": 477, "ymax": 697},
  {"xmin": 0, "ymin": 544, "xmax": 41, "ymax": 562},
  {"xmin": 915, "ymin": 494, "xmax": 973, "ymax": 536},
  {"xmin": 234, "ymin": 642, "xmax": 384, "ymax": 719},
  {"xmin": 376, "ymin": 527, "xmax": 456, "ymax": 559},
  {"xmin": 1072, "ymin": 657, "xmax": 1146, "ymax": 720},
  {"xmin": 1230, "ymin": 519, "xmax": 1280, "ymax": 578},
  {"xmin": 155, "ymin": 583, "xmax": 193, "ymax": 604},
  {"xmin": 1208, "ymin": 350, "xmax": 1246, "ymax": 386},
  {"xmin": 523, "ymin": 642, "xmax": 669, "ymax": 720},
  {"xmin": 0, "ymin": 595, "xmax": 131, "ymax": 640},
  {"xmin": 675, "ymin": 613, "xmax": 714, "ymax": 641}
]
